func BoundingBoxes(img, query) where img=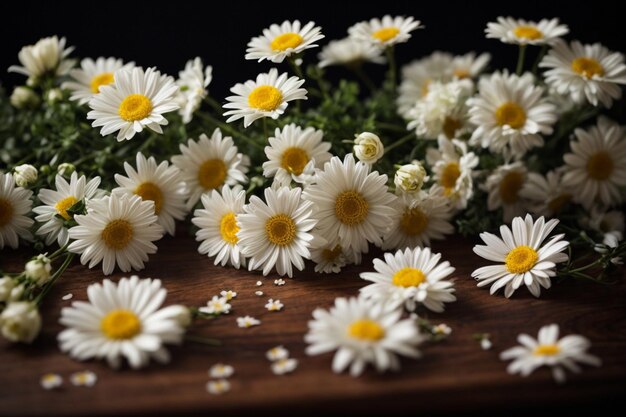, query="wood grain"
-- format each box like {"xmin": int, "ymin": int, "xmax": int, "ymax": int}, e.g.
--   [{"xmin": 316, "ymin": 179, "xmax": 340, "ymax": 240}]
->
[{"xmin": 1, "ymin": 231, "xmax": 625, "ymax": 416}]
